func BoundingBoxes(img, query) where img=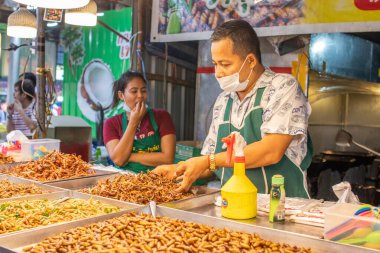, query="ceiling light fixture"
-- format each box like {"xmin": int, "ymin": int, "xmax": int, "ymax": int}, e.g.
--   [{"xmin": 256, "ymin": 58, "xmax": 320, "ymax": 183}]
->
[
  {"xmin": 12, "ymin": 0, "xmax": 90, "ymax": 9},
  {"xmin": 47, "ymin": 22, "xmax": 58, "ymax": 27},
  {"xmin": 7, "ymin": 8, "xmax": 37, "ymax": 38},
  {"xmin": 65, "ymin": 0, "xmax": 97, "ymax": 27}
]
